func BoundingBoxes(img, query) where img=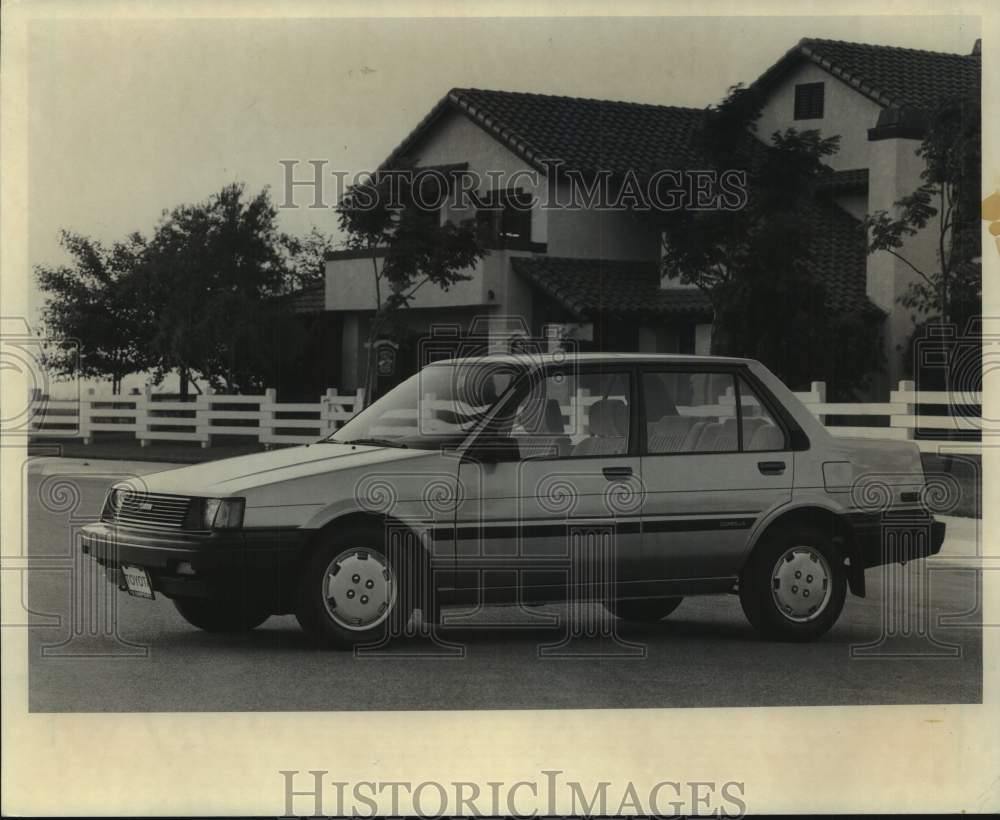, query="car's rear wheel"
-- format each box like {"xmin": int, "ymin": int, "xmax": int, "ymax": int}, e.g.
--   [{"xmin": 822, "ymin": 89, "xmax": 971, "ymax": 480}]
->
[
  {"xmin": 172, "ymin": 597, "xmax": 271, "ymax": 633},
  {"xmin": 603, "ymin": 596, "xmax": 683, "ymax": 622},
  {"xmin": 739, "ymin": 524, "xmax": 846, "ymax": 641},
  {"xmin": 294, "ymin": 521, "xmax": 416, "ymax": 649}
]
